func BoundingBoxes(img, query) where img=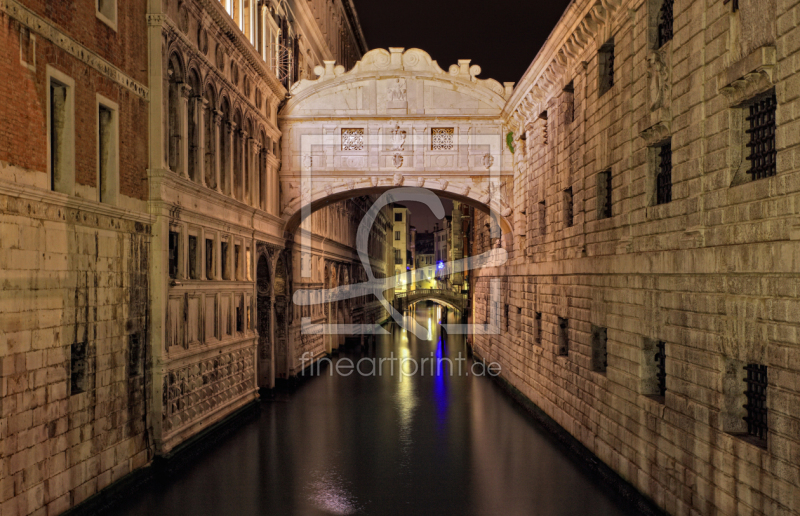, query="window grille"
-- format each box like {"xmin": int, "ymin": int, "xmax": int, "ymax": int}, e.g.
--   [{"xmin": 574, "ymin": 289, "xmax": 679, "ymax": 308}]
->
[
  {"xmin": 723, "ymin": 0, "xmax": 739, "ymax": 11},
  {"xmin": 558, "ymin": 317, "xmax": 569, "ymax": 356},
  {"xmin": 658, "ymin": 0, "xmax": 674, "ymax": 47},
  {"xmin": 655, "ymin": 340, "xmax": 667, "ymax": 397},
  {"xmin": 743, "ymin": 364, "xmax": 768, "ymax": 442},
  {"xmin": 539, "ymin": 201, "xmax": 546, "ymax": 235},
  {"xmin": 431, "ymin": 128, "xmax": 454, "ymax": 150},
  {"xmin": 535, "ymin": 312, "xmax": 542, "ymax": 345},
  {"xmin": 599, "ymin": 41, "xmax": 615, "ymax": 96},
  {"xmin": 168, "ymin": 231, "xmax": 179, "ymax": 279},
  {"xmin": 599, "ymin": 170, "xmax": 612, "ymax": 219},
  {"xmin": 341, "ymin": 128, "xmax": 364, "ymax": 151},
  {"xmin": 657, "ymin": 143, "xmax": 672, "ymax": 204},
  {"xmin": 564, "ymin": 188, "xmax": 574, "ymax": 228},
  {"xmin": 746, "ymin": 93, "xmax": 777, "ymax": 180}
]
